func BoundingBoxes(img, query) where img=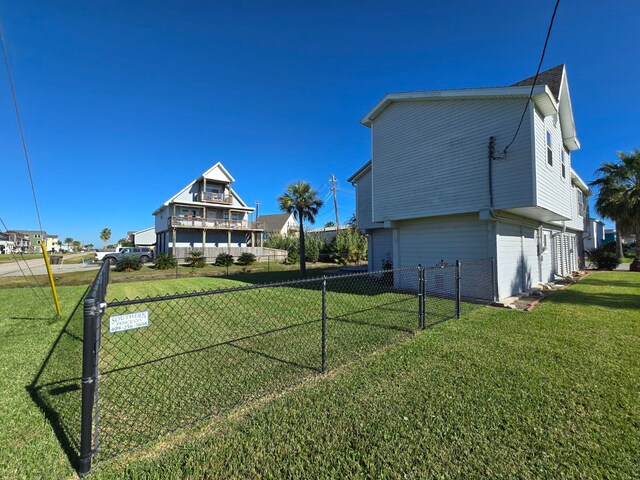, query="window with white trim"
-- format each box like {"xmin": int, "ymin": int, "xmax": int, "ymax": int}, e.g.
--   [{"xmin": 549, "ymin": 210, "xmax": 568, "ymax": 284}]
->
[{"xmin": 546, "ymin": 131, "xmax": 553, "ymax": 166}]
